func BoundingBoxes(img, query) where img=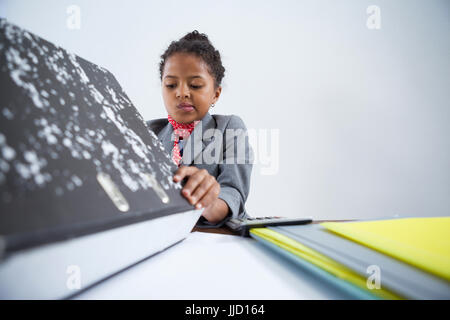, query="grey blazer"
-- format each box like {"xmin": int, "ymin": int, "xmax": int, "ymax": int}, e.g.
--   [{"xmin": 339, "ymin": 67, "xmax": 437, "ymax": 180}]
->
[{"xmin": 146, "ymin": 112, "xmax": 253, "ymax": 227}]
